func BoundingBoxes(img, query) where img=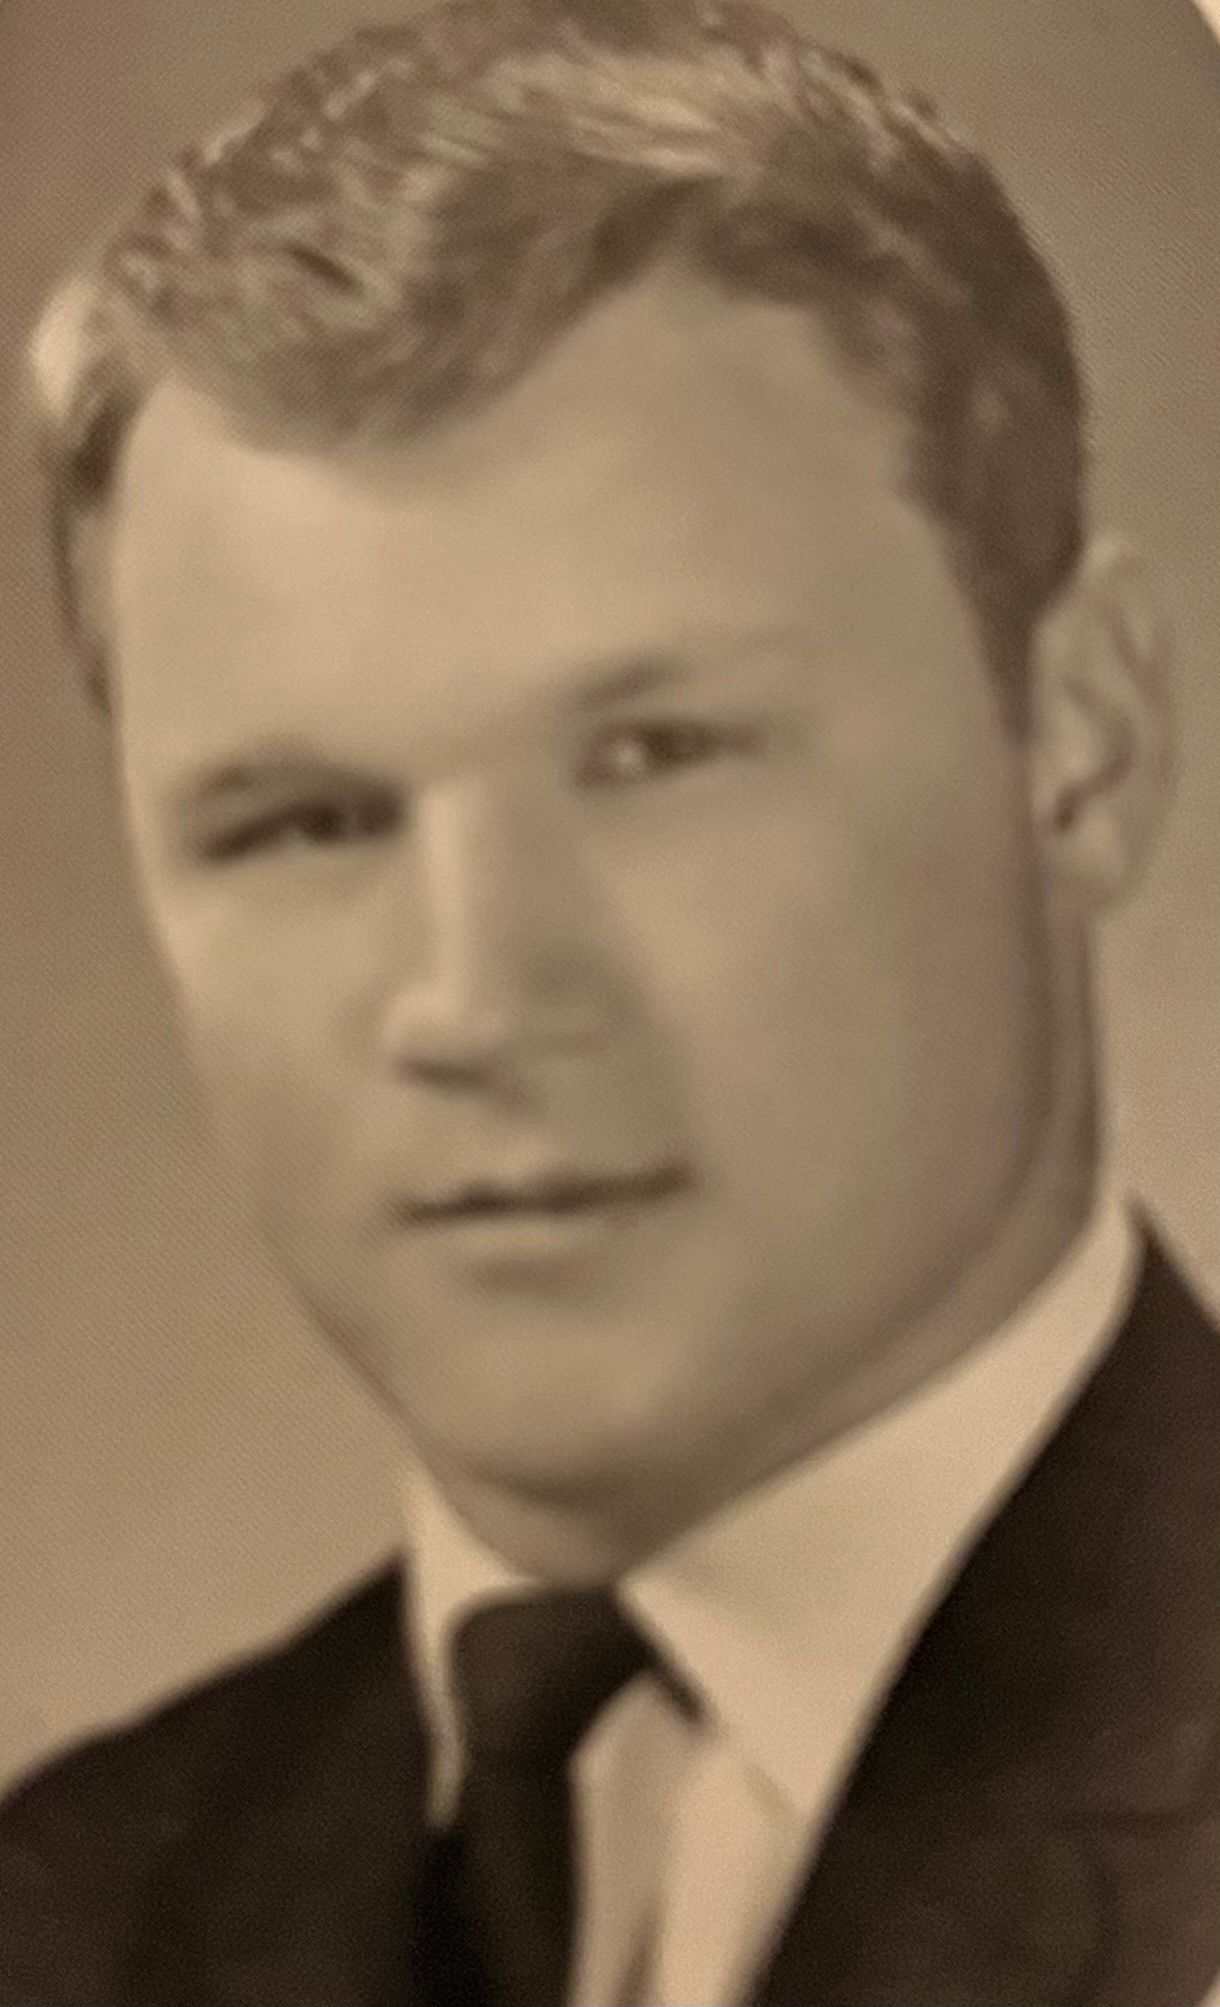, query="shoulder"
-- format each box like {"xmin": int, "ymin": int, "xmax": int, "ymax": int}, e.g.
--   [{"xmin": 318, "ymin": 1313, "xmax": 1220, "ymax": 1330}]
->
[
  {"xmin": 0, "ymin": 1559, "xmax": 404, "ymax": 1818},
  {"xmin": 0, "ymin": 1561, "xmax": 403, "ymax": 2005}
]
